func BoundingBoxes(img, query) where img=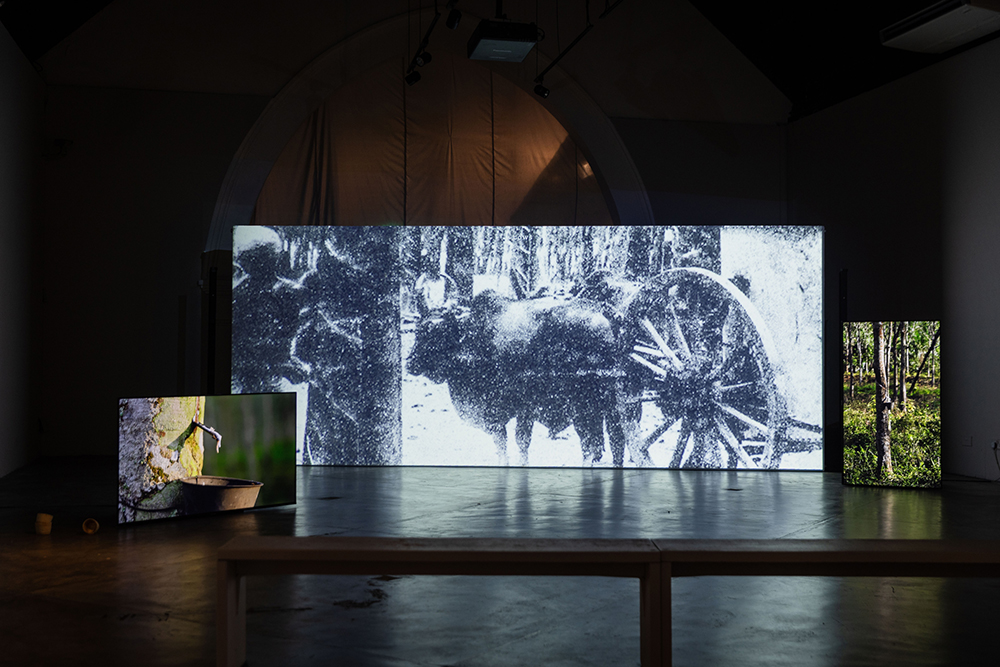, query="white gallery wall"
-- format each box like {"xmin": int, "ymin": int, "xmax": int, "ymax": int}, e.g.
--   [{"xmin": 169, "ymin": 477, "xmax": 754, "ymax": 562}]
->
[
  {"xmin": 789, "ymin": 34, "xmax": 1000, "ymax": 480},
  {"xmin": 0, "ymin": 25, "xmax": 42, "ymax": 478},
  {"xmin": 940, "ymin": 37, "xmax": 1000, "ymax": 479}
]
